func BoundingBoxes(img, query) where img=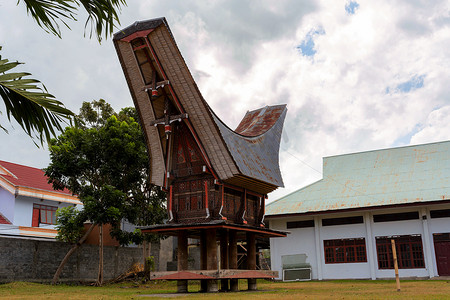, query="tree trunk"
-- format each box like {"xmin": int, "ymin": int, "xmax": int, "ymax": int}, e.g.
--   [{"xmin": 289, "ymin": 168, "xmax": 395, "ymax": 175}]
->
[
  {"xmin": 51, "ymin": 223, "xmax": 95, "ymax": 285},
  {"xmin": 95, "ymin": 224, "xmax": 104, "ymax": 286}
]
